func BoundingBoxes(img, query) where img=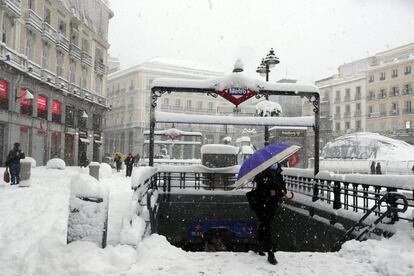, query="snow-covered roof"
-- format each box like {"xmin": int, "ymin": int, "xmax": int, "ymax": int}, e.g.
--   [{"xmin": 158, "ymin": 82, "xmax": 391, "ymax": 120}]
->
[
  {"xmin": 201, "ymin": 144, "xmax": 238, "ymax": 155},
  {"xmin": 255, "ymin": 100, "xmax": 282, "ymax": 117},
  {"xmin": 240, "ymin": 145, "xmax": 254, "ymax": 155},
  {"xmin": 155, "ymin": 111, "xmax": 315, "ymax": 127},
  {"xmin": 151, "ymin": 72, "xmax": 318, "ymax": 94},
  {"xmin": 235, "ymin": 136, "xmax": 251, "ymax": 143},
  {"xmin": 322, "ymin": 132, "xmax": 414, "ymax": 161},
  {"xmin": 143, "ymin": 129, "xmax": 203, "ymax": 136}
]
